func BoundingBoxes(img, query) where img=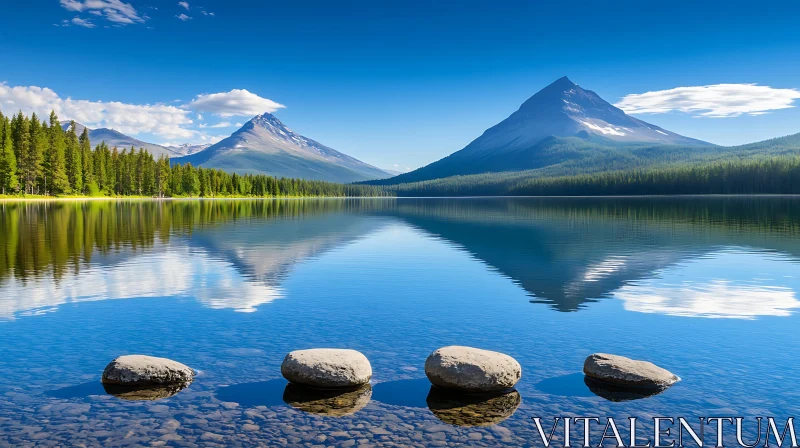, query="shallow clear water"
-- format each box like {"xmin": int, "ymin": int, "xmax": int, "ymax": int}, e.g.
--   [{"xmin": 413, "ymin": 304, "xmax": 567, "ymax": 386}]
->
[{"xmin": 1, "ymin": 197, "xmax": 800, "ymax": 446}]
